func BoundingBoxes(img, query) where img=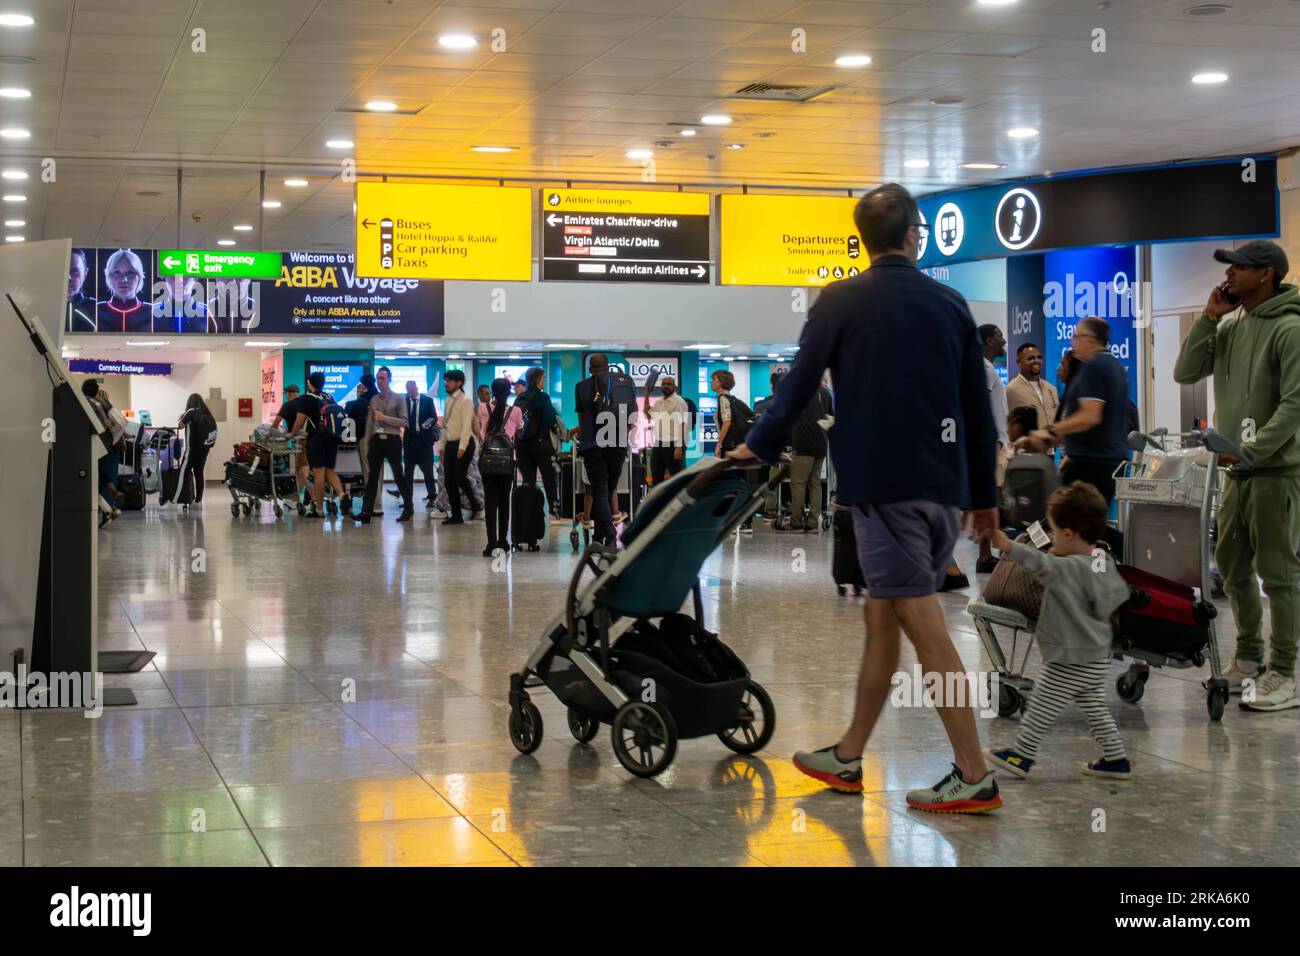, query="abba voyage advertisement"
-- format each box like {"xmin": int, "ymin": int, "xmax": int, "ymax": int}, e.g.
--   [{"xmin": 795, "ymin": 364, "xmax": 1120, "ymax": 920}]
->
[{"xmin": 65, "ymin": 248, "xmax": 444, "ymax": 336}]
